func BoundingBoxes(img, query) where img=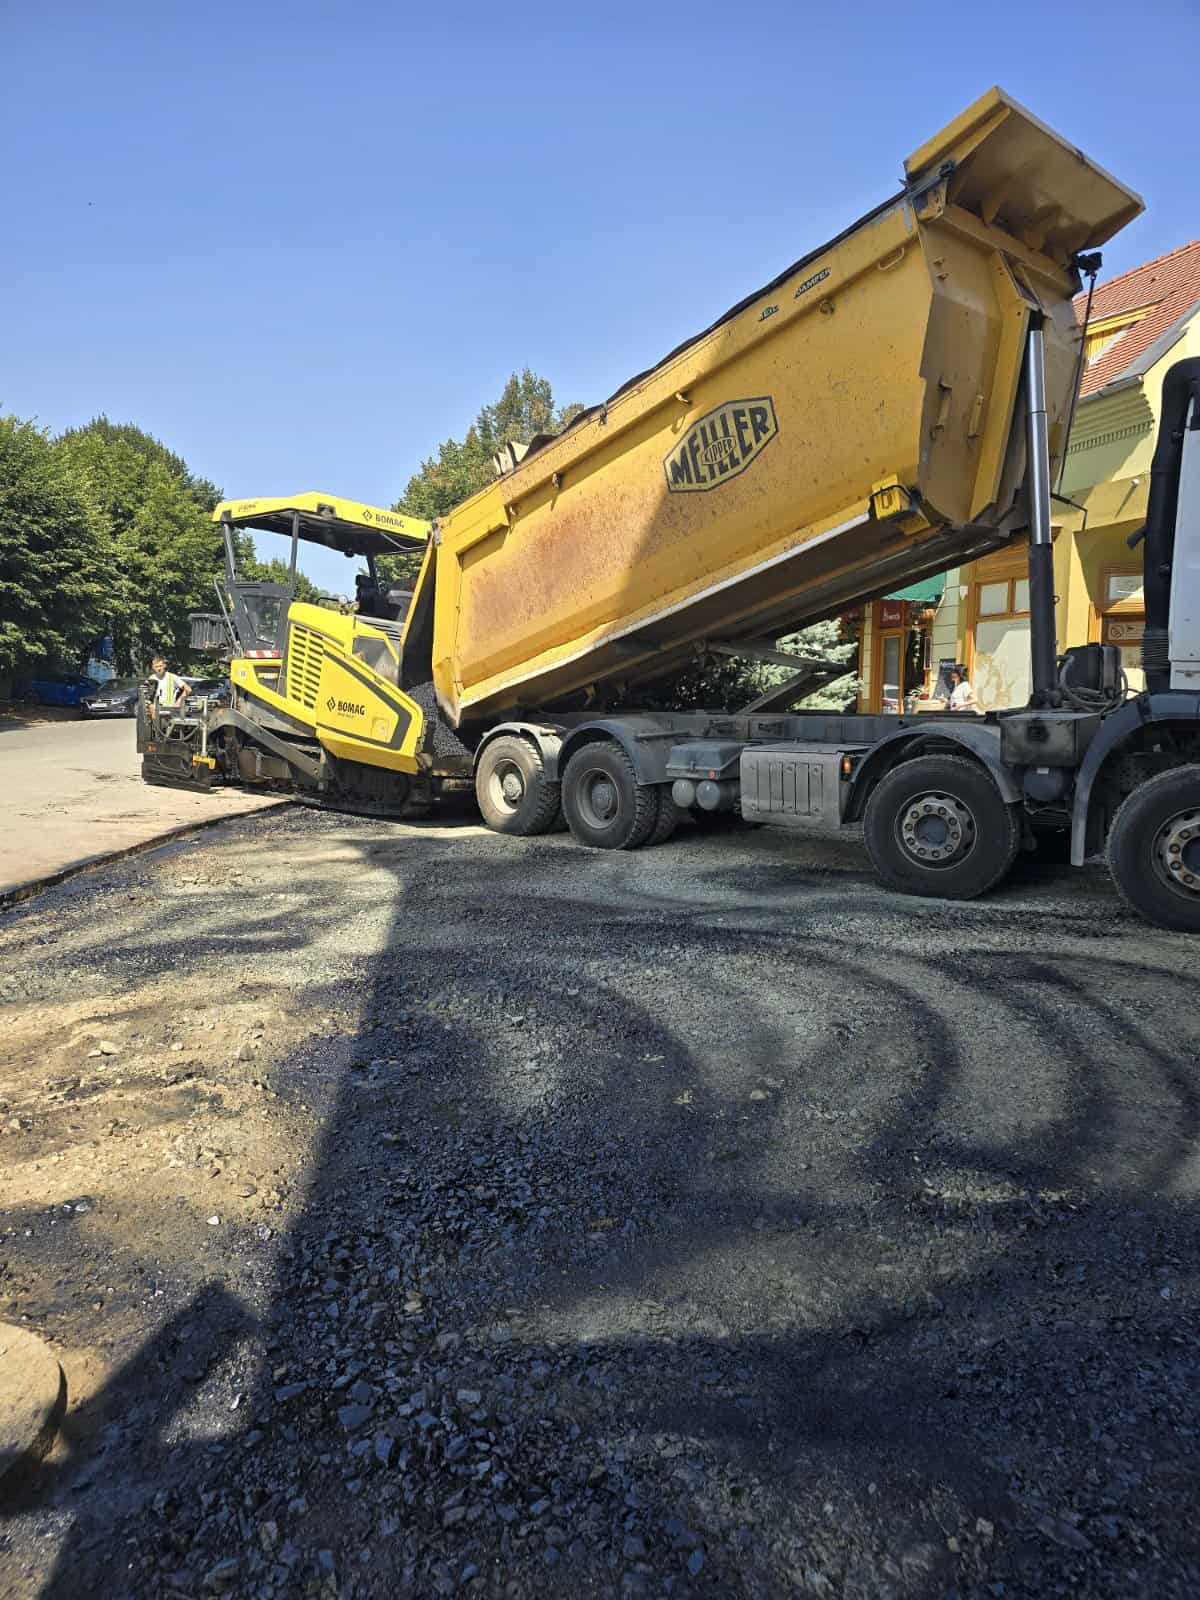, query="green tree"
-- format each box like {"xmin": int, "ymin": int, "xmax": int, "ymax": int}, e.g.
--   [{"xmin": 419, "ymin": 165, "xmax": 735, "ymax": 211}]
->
[
  {"xmin": 55, "ymin": 418, "xmax": 225, "ymax": 670},
  {"xmin": 239, "ymin": 549, "xmax": 324, "ymax": 605},
  {"xmin": 0, "ymin": 414, "xmax": 112, "ymax": 681},
  {"xmin": 395, "ymin": 368, "xmax": 582, "ymax": 523},
  {"xmin": 774, "ymin": 619, "xmax": 859, "ymax": 710},
  {"xmin": 384, "ymin": 369, "xmax": 580, "ymax": 591},
  {"xmin": 613, "ymin": 619, "xmax": 858, "ymax": 713}
]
